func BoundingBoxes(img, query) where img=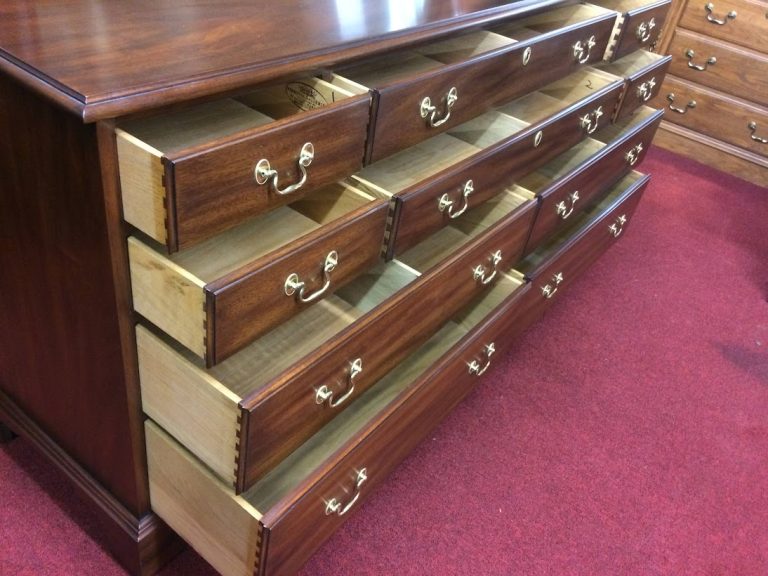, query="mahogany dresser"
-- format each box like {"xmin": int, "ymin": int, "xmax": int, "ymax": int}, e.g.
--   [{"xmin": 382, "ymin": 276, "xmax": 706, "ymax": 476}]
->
[
  {"xmin": 0, "ymin": 1, "xmax": 671, "ymax": 574},
  {"xmin": 652, "ymin": 0, "xmax": 768, "ymax": 185}
]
